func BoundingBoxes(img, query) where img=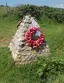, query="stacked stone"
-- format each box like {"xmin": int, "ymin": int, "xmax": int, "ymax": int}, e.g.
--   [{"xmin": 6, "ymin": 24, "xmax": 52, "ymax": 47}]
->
[{"xmin": 9, "ymin": 15, "xmax": 50, "ymax": 65}]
